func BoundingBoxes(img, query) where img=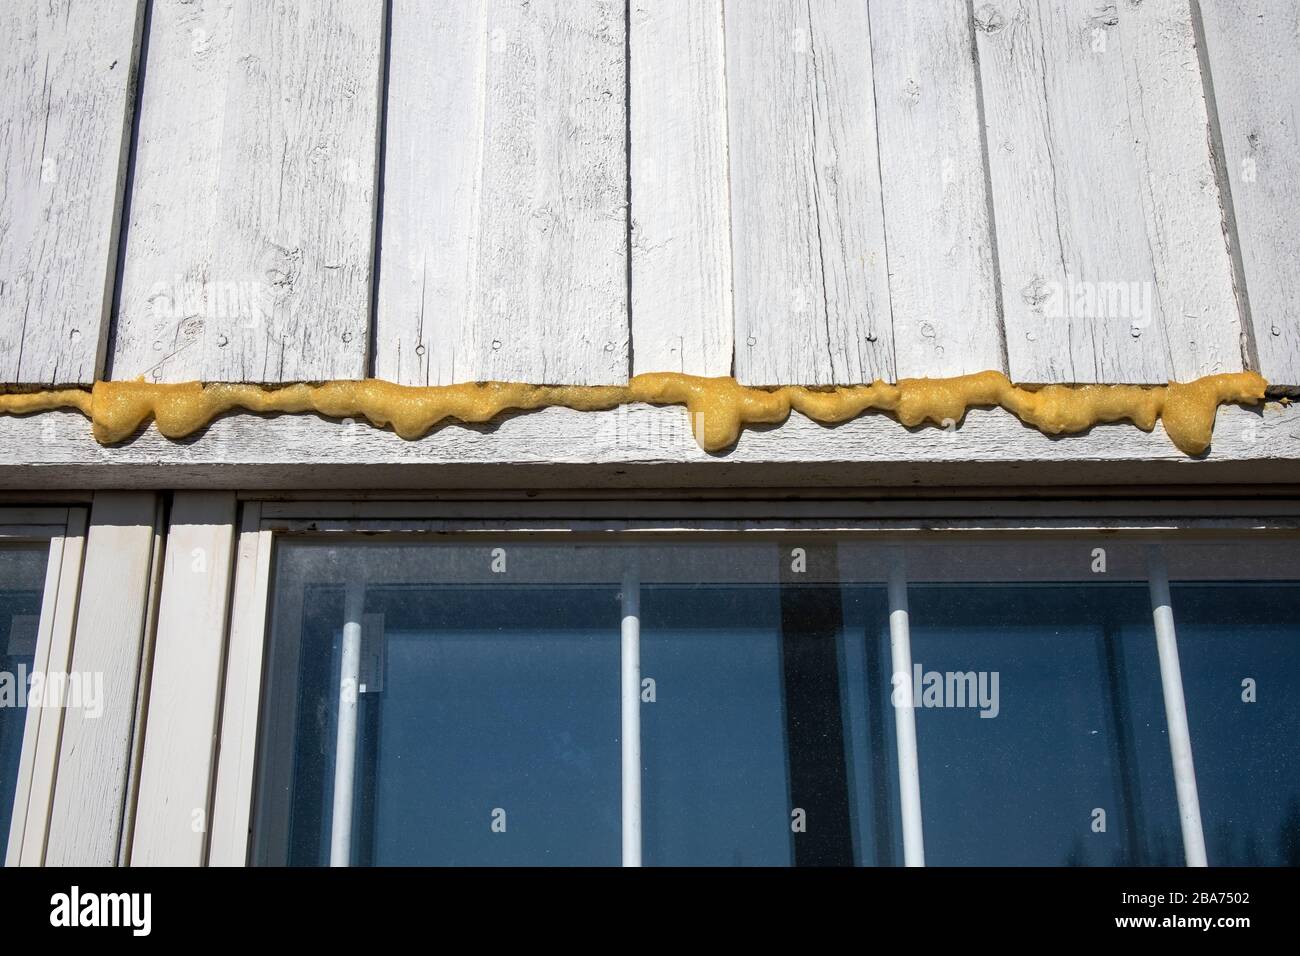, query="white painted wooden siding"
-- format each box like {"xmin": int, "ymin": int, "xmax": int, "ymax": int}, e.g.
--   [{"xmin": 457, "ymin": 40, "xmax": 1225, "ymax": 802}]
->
[
  {"xmin": 377, "ymin": 0, "xmax": 629, "ymax": 386},
  {"xmin": 870, "ymin": 0, "xmax": 1004, "ymax": 377},
  {"xmin": 111, "ymin": 0, "xmax": 385, "ymax": 383},
  {"xmin": 1198, "ymin": 0, "xmax": 1300, "ymax": 386},
  {"xmin": 975, "ymin": 0, "xmax": 1243, "ymax": 384},
  {"xmin": 0, "ymin": 0, "xmax": 143, "ymax": 385},
  {"xmin": 1117, "ymin": 0, "xmax": 1244, "ymax": 380},
  {"xmin": 372, "ymin": 1, "xmax": 484, "ymax": 387},
  {"xmin": 726, "ymin": 0, "xmax": 895, "ymax": 386},
  {"xmin": 6, "ymin": 0, "xmax": 1300, "ymax": 396},
  {"xmin": 629, "ymin": 0, "xmax": 733, "ymax": 377}
]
